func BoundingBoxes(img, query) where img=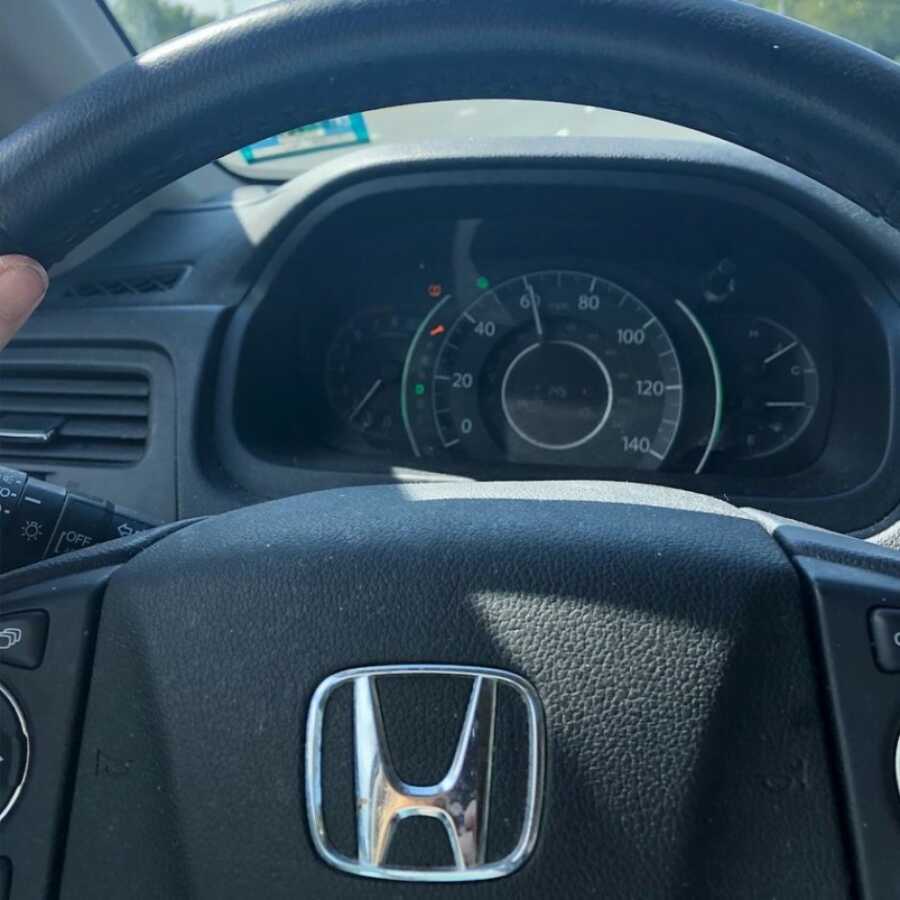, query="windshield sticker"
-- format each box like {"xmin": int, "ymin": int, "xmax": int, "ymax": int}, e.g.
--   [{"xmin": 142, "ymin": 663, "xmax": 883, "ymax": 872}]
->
[{"xmin": 240, "ymin": 114, "xmax": 370, "ymax": 164}]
